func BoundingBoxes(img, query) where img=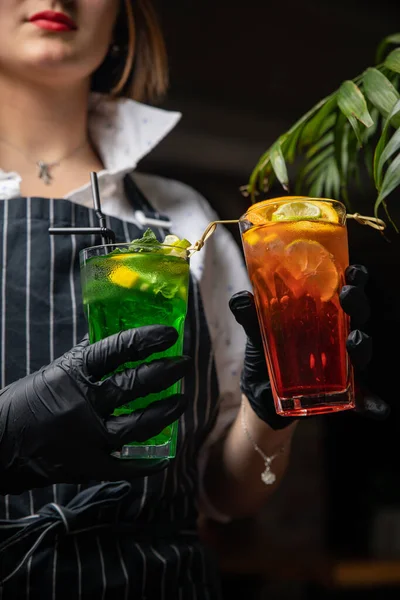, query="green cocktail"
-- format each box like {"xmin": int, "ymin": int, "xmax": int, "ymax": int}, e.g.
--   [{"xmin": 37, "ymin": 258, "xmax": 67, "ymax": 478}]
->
[{"xmin": 79, "ymin": 230, "xmax": 190, "ymax": 459}]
